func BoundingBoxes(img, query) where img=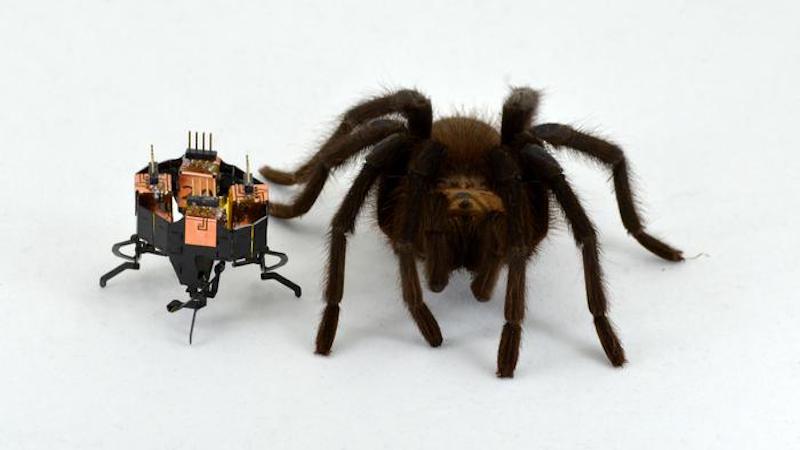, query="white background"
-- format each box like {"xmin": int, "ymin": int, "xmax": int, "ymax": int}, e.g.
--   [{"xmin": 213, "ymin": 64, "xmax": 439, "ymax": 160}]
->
[{"xmin": 1, "ymin": 1, "xmax": 798, "ymax": 449}]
